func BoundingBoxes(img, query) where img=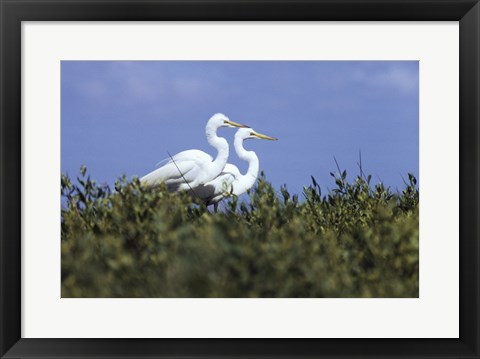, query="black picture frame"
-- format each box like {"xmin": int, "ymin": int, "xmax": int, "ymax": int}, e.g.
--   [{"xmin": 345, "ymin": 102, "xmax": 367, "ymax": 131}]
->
[{"xmin": 1, "ymin": 0, "xmax": 479, "ymax": 358}]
